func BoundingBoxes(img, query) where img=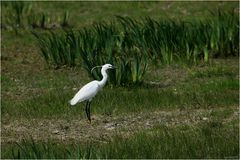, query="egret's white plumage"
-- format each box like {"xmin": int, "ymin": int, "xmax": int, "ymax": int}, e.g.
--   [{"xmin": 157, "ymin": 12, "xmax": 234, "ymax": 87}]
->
[
  {"xmin": 69, "ymin": 64, "xmax": 116, "ymax": 122},
  {"xmin": 69, "ymin": 81, "xmax": 99, "ymax": 105}
]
